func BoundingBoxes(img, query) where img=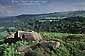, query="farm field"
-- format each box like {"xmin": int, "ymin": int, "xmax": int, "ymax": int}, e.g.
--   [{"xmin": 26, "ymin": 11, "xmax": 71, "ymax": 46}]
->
[{"xmin": 0, "ymin": 32, "xmax": 85, "ymax": 56}]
